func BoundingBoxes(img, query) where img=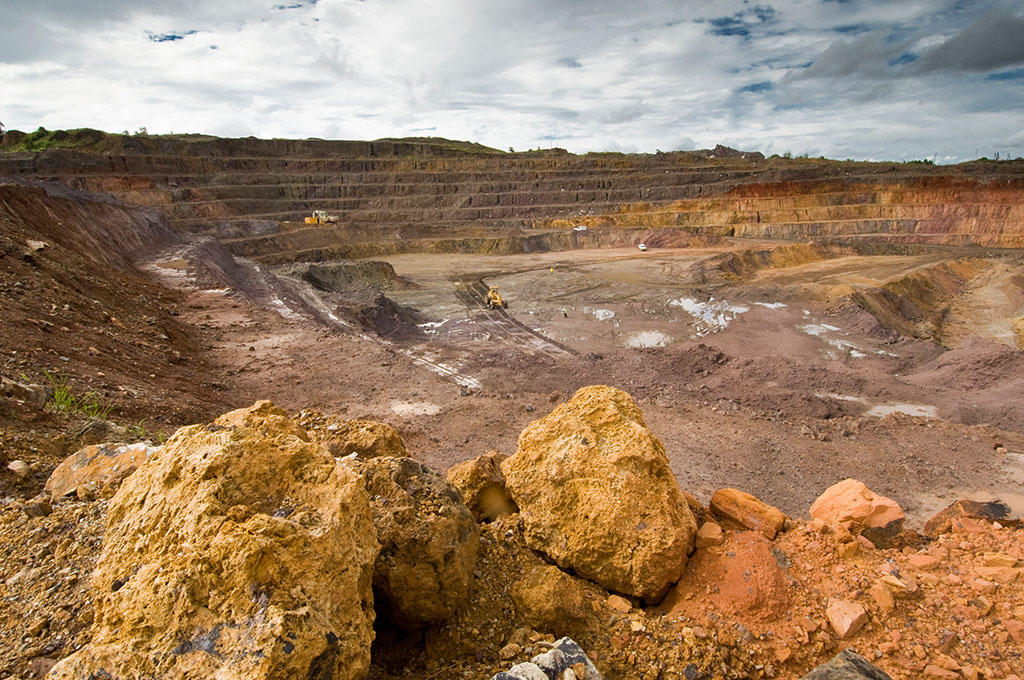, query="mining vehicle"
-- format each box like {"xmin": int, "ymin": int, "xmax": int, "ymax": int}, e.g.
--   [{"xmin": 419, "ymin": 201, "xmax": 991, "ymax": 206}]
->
[
  {"xmin": 486, "ymin": 286, "xmax": 508, "ymax": 309},
  {"xmin": 304, "ymin": 209, "xmax": 338, "ymax": 225}
]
